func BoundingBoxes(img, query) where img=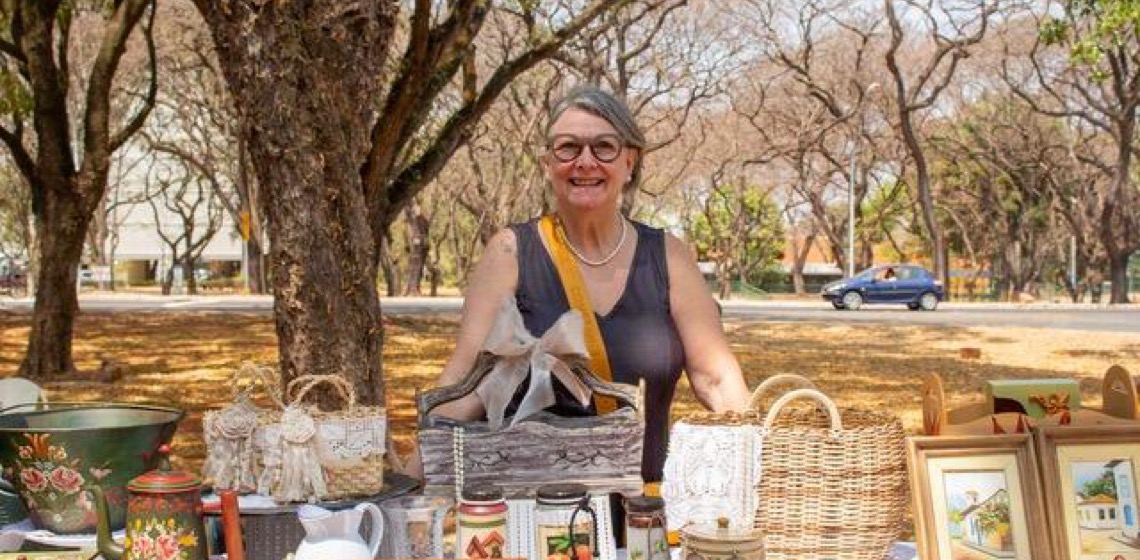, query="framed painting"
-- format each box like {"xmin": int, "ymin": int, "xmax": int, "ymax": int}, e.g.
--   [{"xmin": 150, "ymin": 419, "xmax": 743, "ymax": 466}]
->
[
  {"xmin": 1037, "ymin": 424, "xmax": 1140, "ymax": 560},
  {"xmin": 908, "ymin": 434, "xmax": 1051, "ymax": 560}
]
